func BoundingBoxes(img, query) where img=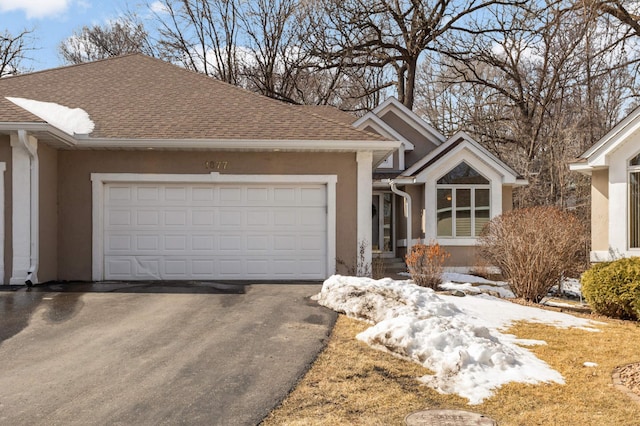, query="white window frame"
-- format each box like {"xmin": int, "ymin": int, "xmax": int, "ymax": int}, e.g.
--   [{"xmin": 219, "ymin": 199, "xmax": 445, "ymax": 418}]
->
[
  {"xmin": 436, "ymin": 184, "xmax": 491, "ymax": 239},
  {"xmin": 628, "ymin": 154, "xmax": 640, "ymax": 249}
]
